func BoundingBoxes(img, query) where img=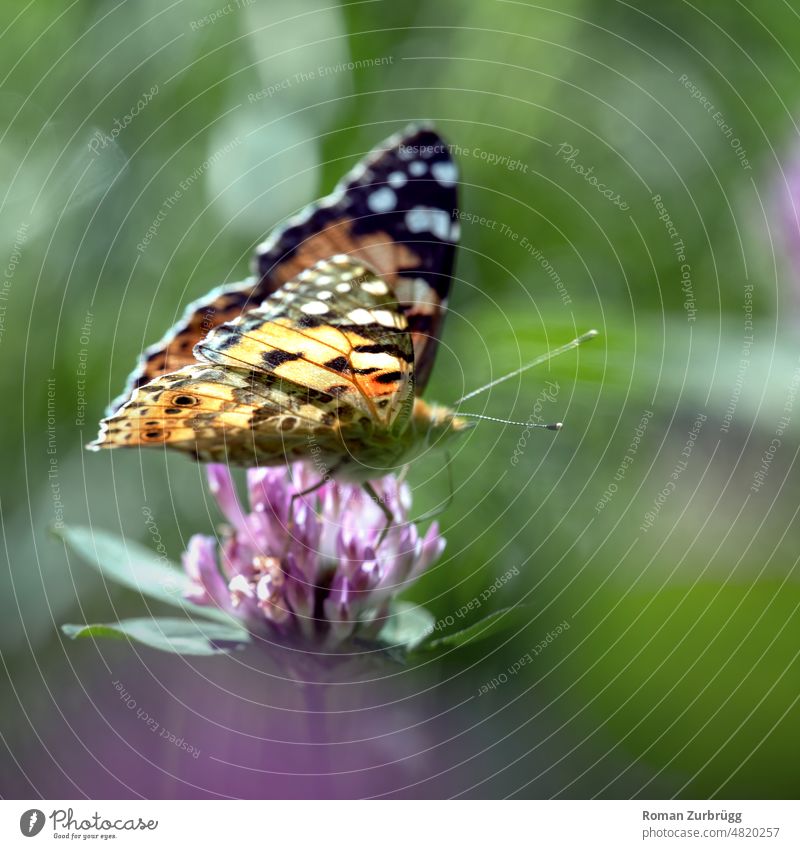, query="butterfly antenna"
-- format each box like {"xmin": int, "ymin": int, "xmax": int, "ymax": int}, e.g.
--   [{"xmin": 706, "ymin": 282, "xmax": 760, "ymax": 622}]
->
[
  {"xmin": 457, "ymin": 413, "xmax": 562, "ymax": 430},
  {"xmin": 453, "ymin": 329, "xmax": 598, "ymax": 405}
]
